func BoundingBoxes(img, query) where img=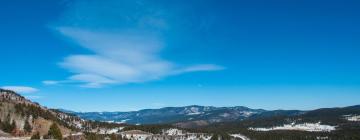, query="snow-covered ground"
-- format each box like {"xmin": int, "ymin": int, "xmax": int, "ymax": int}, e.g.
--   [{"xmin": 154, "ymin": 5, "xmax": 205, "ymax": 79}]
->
[
  {"xmin": 231, "ymin": 134, "xmax": 251, "ymax": 140},
  {"xmin": 240, "ymin": 111, "xmax": 256, "ymax": 117},
  {"xmin": 92, "ymin": 127, "xmax": 124, "ymax": 134},
  {"xmin": 63, "ymin": 132, "xmax": 84, "ymax": 138},
  {"xmin": 186, "ymin": 112, "xmax": 203, "ymax": 115},
  {"xmin": 119, "ymin": 128, "xmax": 212, "ymax": 140},
  {"xmin": 162, "ymin": 128, "xmax": 186, "ymax": 135},
  {"xmin": 150, "ymin": 133, "xmax": 212, "ymax": 140},
  {"xmin": 344, "ymin": 115, "xmax": 360, "ymax": 121},
  {"xmin": 184, "ymin": 134, "xmax": 212, "ymax": 140},
  {"xmin": 249, "ymin": 122, "xmax": 336, "ymax": 132},
  {"xmin": 316, "ymin": 136, "xmax": 329, "ymax": 140},
  {"xmin": 122, "ymin": 131, "xmax": 152, "ymax": 140}
]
